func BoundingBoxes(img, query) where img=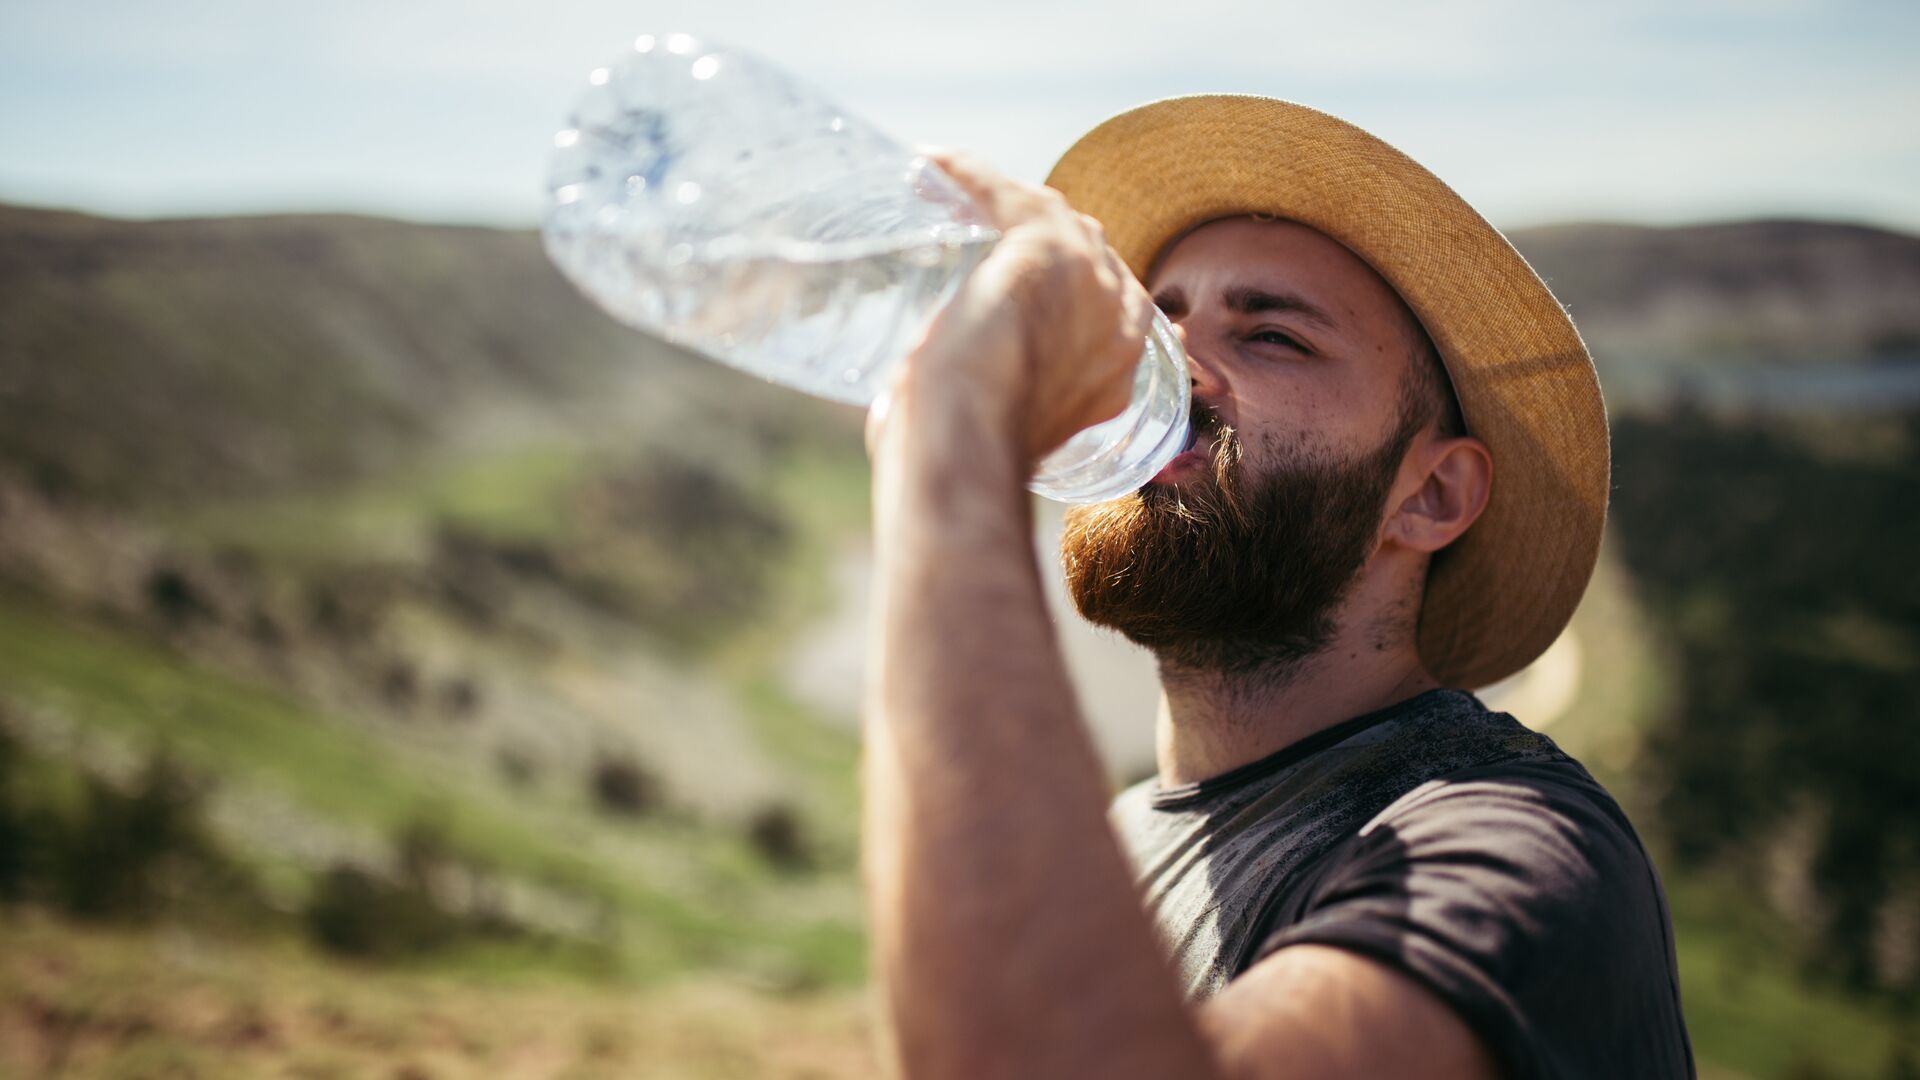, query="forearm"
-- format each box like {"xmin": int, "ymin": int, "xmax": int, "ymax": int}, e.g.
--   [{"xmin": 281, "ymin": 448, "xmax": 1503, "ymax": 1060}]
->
[{"xmin": 863, "ymin": 364, "xmax": 1217, "ymax": 1080}]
